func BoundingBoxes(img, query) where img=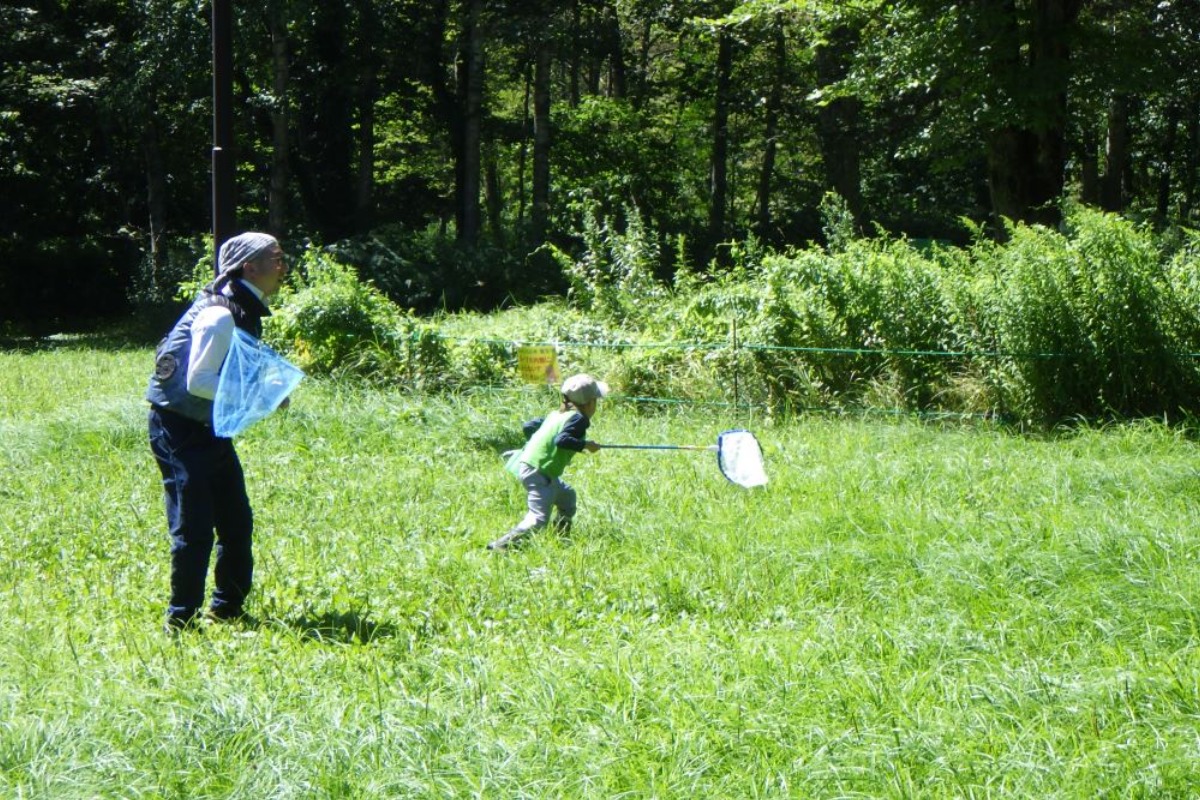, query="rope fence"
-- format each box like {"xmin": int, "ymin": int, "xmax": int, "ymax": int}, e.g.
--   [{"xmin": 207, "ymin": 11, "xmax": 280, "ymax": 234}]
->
[
  {"xmin": 424, "ymin": 332, "xmax": 1089, "ymax": 423},
  {"xmin": 369, "ymin": 322, "xmax": 1200, "ymax": 424},
  {"xmin": 436, "ymin": 333, "xmax": 1200, "ymax": 361}
]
